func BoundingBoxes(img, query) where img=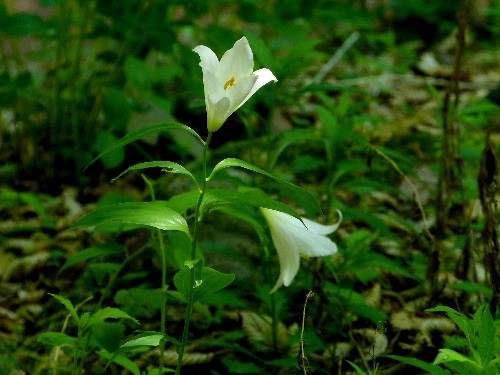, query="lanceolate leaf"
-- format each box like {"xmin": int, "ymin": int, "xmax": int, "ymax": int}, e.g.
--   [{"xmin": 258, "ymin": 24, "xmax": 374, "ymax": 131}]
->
[
  {"xmin": 60, "ymin": 243, "xmax": 124, "ymax": 272},
  {"xmin": 48, "ymin": 293, "xmax": 79, "ymax": 324},
  {"xmin": 174, "ymin": 266, "xmax": 235, "ymax": 304},
  {"xmin": 108, "ymin": 331, "xmax": 179, "ymax": 363},
  {"xmin": 71, "ymin": 202, "xmax": 190, "ymax": 237},
  {"xmin": 385, "ymin": 355, "xmax": 451, "ymax": 375},
  {"xmin": 83, "ymin": 307, "xmax": 139, "ymax": 331},
  {"xmin": 85, "ymin": 122, "xmax": 203, "ymax": 169},
  {"xmin": 202, "ymin": 188, "xmax": 303, "ymax": 221},
  {"xmin": 37, "ymin": 332, "xmax": 77, "ymax": 348},
  {"xmin": 207, "ymin": 158, "xmax": 321, "ymax": 214},
  {"xmin": 112, "ymin": 161, "xmax": 199, "ymax": 189}
]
